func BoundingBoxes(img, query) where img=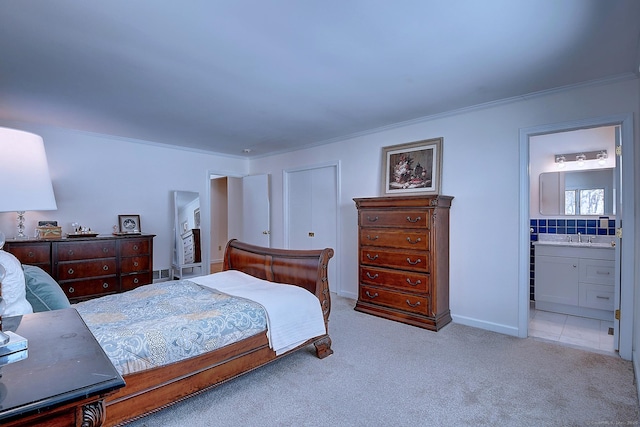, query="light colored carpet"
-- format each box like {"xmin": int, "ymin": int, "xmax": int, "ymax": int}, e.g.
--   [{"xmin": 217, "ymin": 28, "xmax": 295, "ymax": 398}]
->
[{"xmin": 125, "ymin": 296, "xmax": 639, "ymax": 426}]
